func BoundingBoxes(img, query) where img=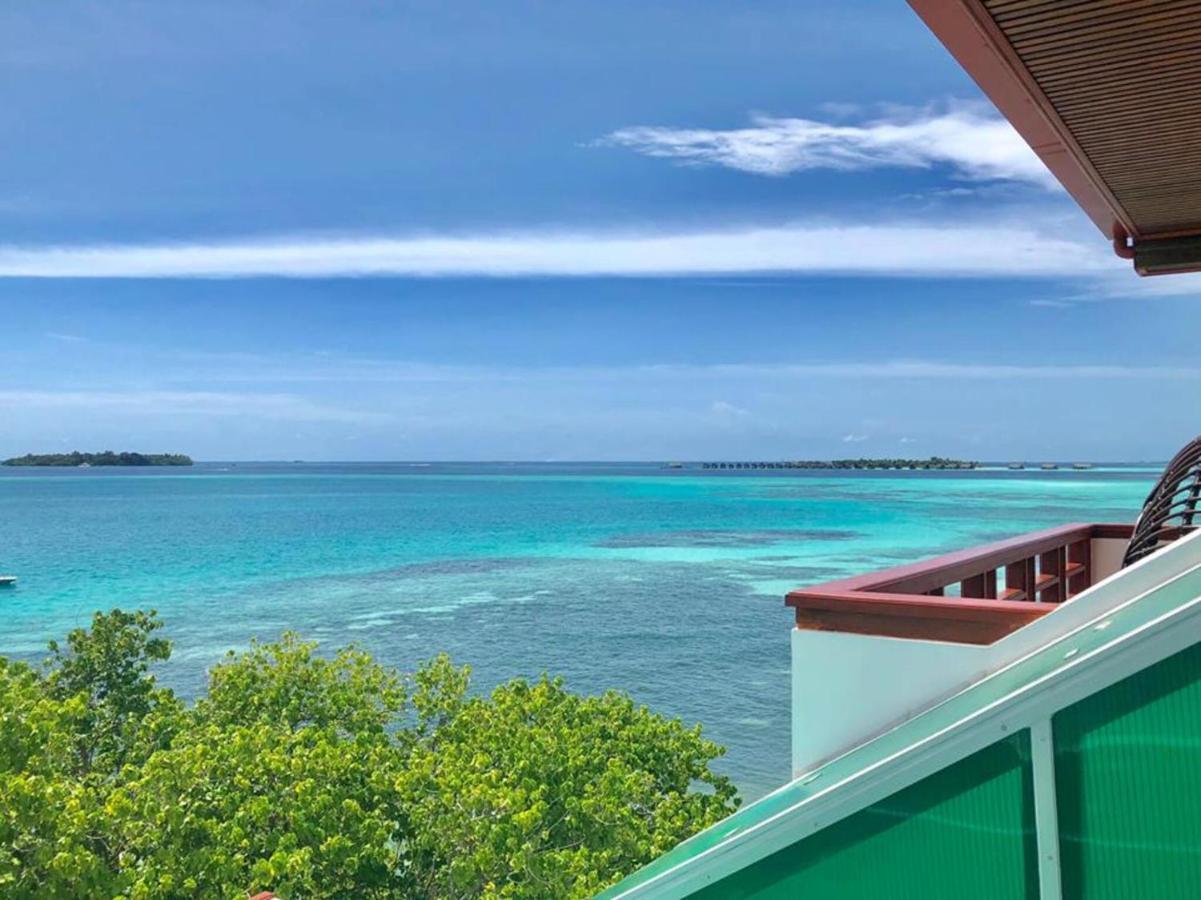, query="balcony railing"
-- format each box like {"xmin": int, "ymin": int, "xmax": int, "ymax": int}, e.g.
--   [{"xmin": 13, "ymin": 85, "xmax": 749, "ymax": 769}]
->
[{"xmin": 786, "ymin": 523, "xmax": 1136, "ymax": 645}]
